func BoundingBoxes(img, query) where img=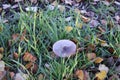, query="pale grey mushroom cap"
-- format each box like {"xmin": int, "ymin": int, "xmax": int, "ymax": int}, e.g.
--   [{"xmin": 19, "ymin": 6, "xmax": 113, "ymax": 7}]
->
[{"xmin": 53, "ymin": 40, "xmax": 76, "ymax": 57}]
